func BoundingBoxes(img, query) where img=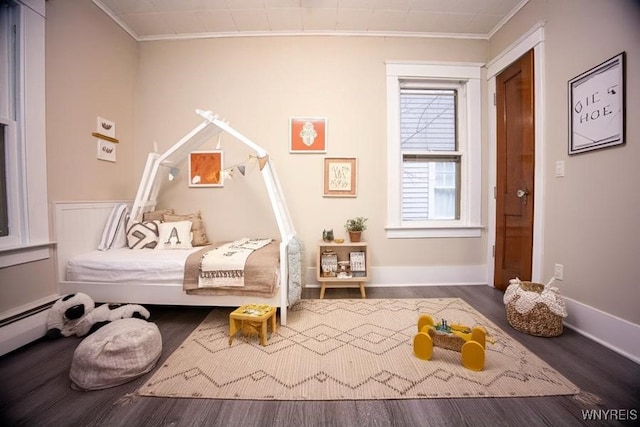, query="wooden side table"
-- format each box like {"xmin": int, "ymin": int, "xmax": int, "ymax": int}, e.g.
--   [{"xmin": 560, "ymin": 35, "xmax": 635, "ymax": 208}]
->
[
  {"xmin": 229, "ymin": 304, "xmax": 277, "ymax": 346},
  {"xmin": 317, "ymin": 241, "xmax": 369, "ymax": 299}
]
